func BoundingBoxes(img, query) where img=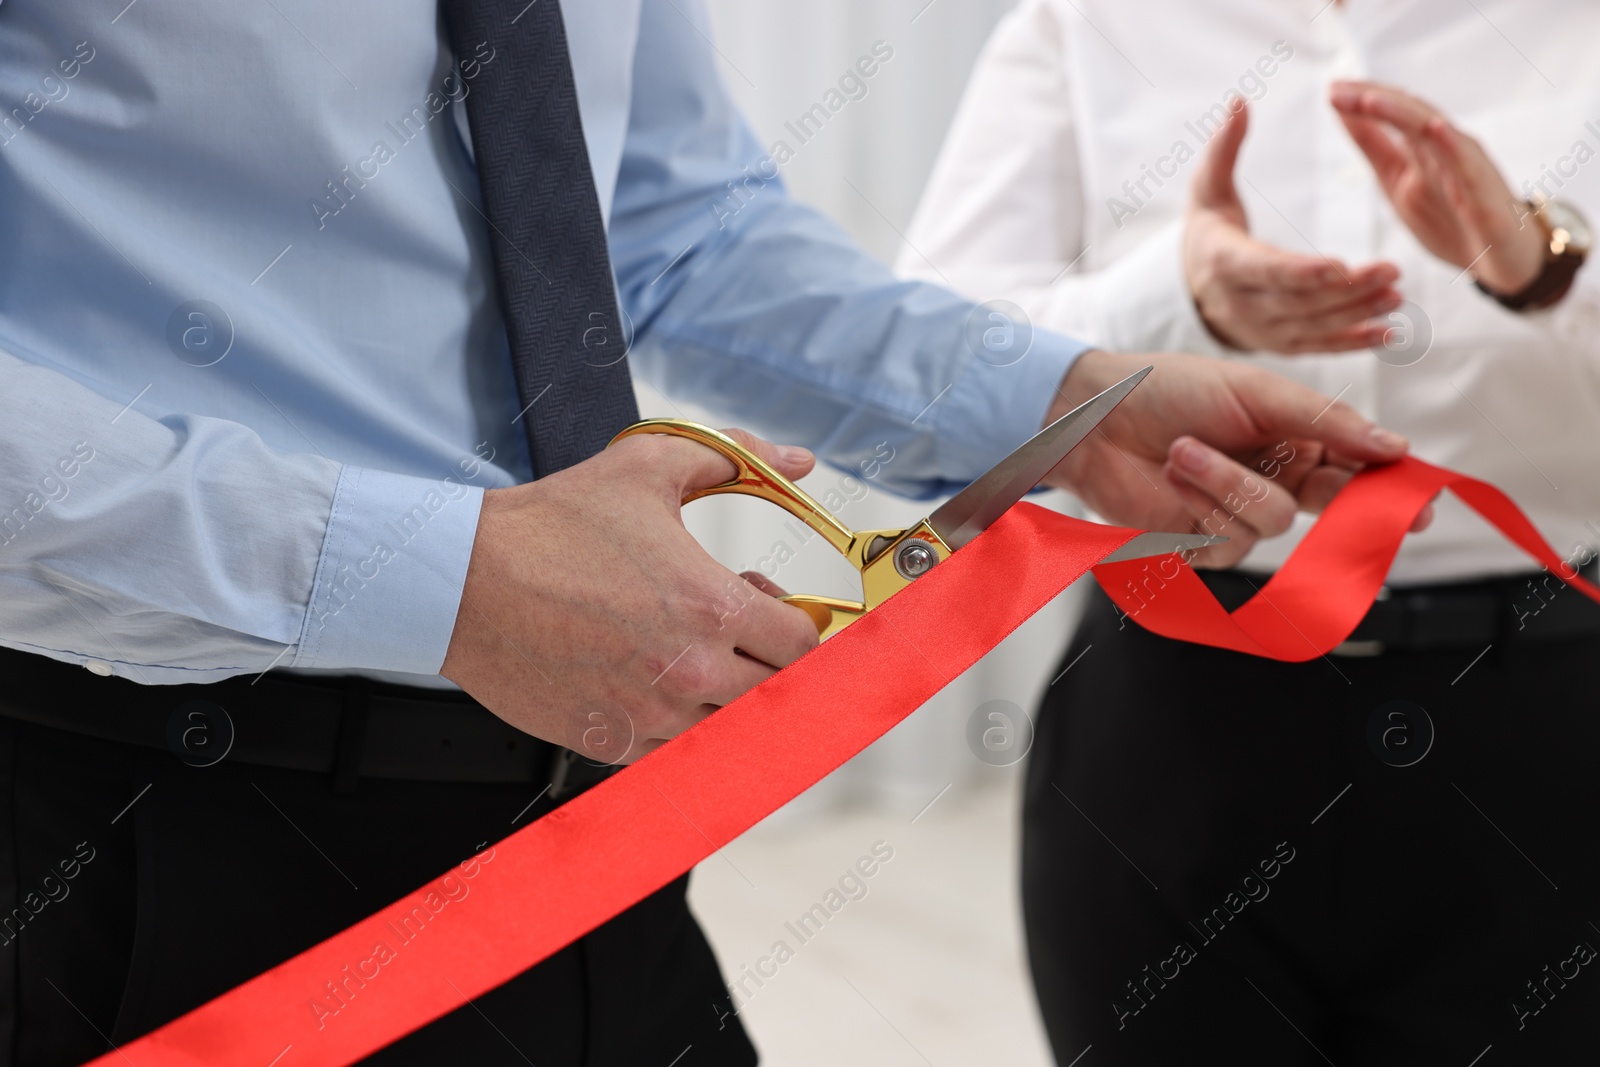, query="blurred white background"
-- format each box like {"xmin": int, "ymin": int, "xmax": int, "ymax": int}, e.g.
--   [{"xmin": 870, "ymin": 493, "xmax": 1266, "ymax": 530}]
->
[
  {"xmin": 622, "ymin": 2, "xmax": 1096, "ymax": 1064},
  {"xmin": 670, "ymin": 0, "xmax": 1088, "ymax": 817}
]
